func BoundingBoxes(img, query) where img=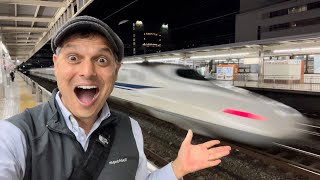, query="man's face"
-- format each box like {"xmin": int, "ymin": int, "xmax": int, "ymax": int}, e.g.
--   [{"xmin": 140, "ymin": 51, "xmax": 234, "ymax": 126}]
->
[{"xmin": 53, "ymin": 35, "xmax": 121, "ymax": 122}]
